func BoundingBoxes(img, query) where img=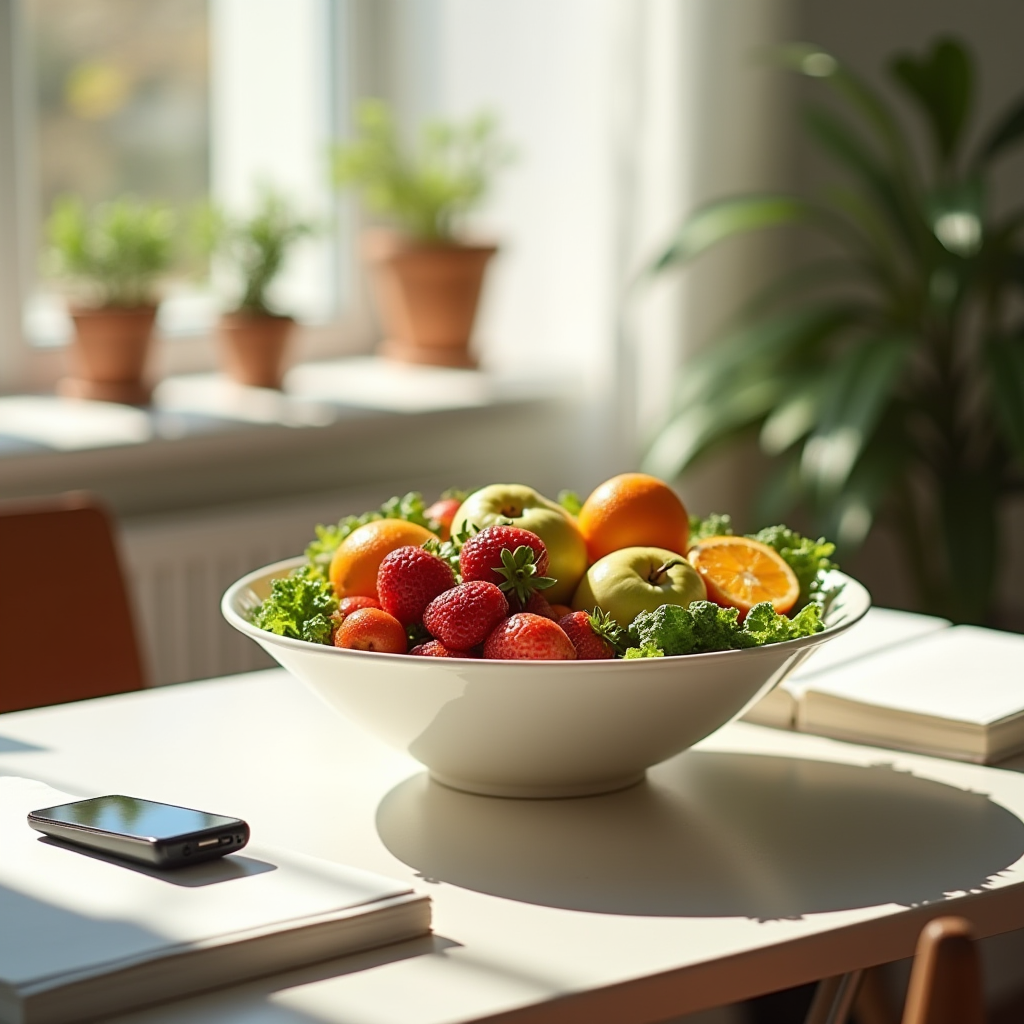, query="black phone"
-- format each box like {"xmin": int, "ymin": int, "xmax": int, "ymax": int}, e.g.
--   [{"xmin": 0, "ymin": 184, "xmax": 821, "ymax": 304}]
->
[{"xmin": 27, "ymin": 795, "xmax": 250, "ymax": 869}]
